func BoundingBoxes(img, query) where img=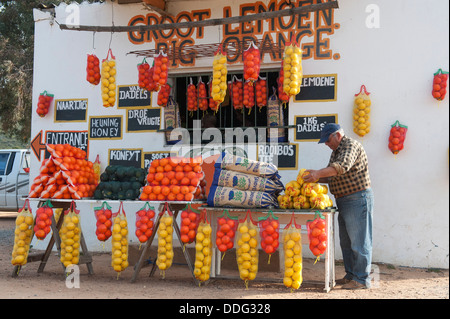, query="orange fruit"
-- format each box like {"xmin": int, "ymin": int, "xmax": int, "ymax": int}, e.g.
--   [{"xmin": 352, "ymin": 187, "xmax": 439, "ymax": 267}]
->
[
  {"xmin": 175, "ymin": 171, "xmax": 185, "ymax": 181},
  {"xmin": 161, "ymin": 186, "xmax": 170, "ymax": 196},
  {"xmin": 193, "ymin": 165, "xmax": 202, "ymax": 173},
  {"xmin": 175, "ymin": 165, "xmax": 184, "ymax": 172},
  {"xmin": 154, "ymin": 172, "xmax": 164, "ymax": 182},
  {"xmin": 184, "ymin": 193, "xmax": 194, "ymax": 201},
  {"xmin": 156, "ymin": 165, "xmax": 165, "ymax": 173},
  {"xmin": 176, "ymin": 193, "xmax": 185, "ymax": 201},
  {"xmin": 147, "ymin": 173, "xmax": 155, "ymax": 183},
  {"xmin": 180, "ymin": 177, "xmax": 190, "ymax": 185},
  {"xmin": 148, "ymin": 193, "xmax": 157, "ymax": 200},
  {"xmin": 157, "ymin": 194, "xmax": 166, "ymax": 201},
  {"xmin": 150, "ymin": 159, "xmax": 160, "ymax": 168},
  {"xmin": 161, "ymin": 177, "xmax": 170, "ymax": 185},
  {"xmin": 143, "ymin": 185, "xmax": 152, "ymax": 194},
  {"xmin": 159, "ymin": 158, "xmax": 169, "ymax": 167},
  {"xmin": 171, "ymin": 185, "xmax": 180, "ymax": 194},
  {"xmin": 167, "ymin": 193, "xmax": 176, "ymax": 201},
  {"xmin": 152, "ymin": 185, "xmax": 161, "ymax": 195},
  {"xmin": 186, "ymin": 171, "xmax": 197, "ymax": 180},
  {"xmin": 148, "ymin": 167, "xmax": 156, "ymax": 174},
  {"xmin": 190, "ymin": 177, "xmax": 199, "ymax": 187},
  {"xmin": 140, "ymin": 193, "xmax": 149, "ymax": 200},
  {"xmin": 180, "ymin": 186, "xmax": 189, "ymax": 194},
  {"xmin": 164, "ymin": 164, "xmax": 172, "ymax": 172},
  {"xmin": 166, "ymin": 171, "xmax": 175, "ymax": 180},
  {"xmin": 183, "ymin": 165, "xmax": 193, "ymax": 172}
]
